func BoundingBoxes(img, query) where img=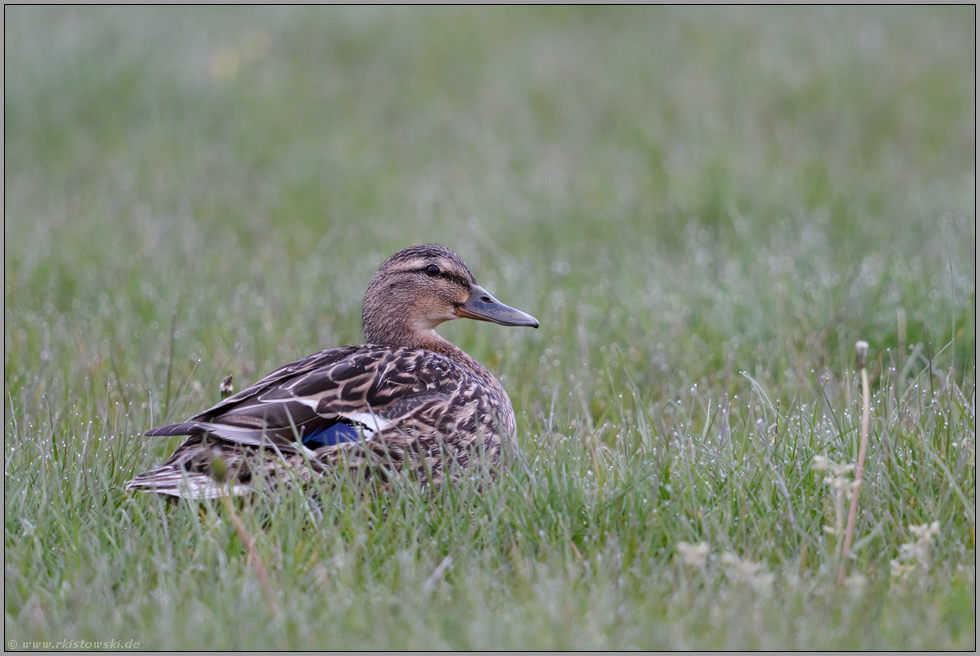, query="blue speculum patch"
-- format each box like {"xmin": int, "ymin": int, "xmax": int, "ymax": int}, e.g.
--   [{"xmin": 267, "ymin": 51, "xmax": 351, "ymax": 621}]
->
[{"xmin": 301, "ymin": 422, "xmax": 360, "ymax": 448}]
